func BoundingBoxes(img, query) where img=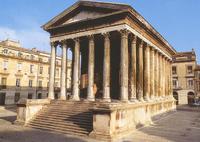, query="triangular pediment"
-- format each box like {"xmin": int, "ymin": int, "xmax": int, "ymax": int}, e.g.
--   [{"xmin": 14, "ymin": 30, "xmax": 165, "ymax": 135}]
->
[
  {"xmin": 43, "ymin": 1, "xmax": 131, "ymax": 30},
  {"xmin": 62, "ymin": 9, "xmax": 109, "ymax": 25}
]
